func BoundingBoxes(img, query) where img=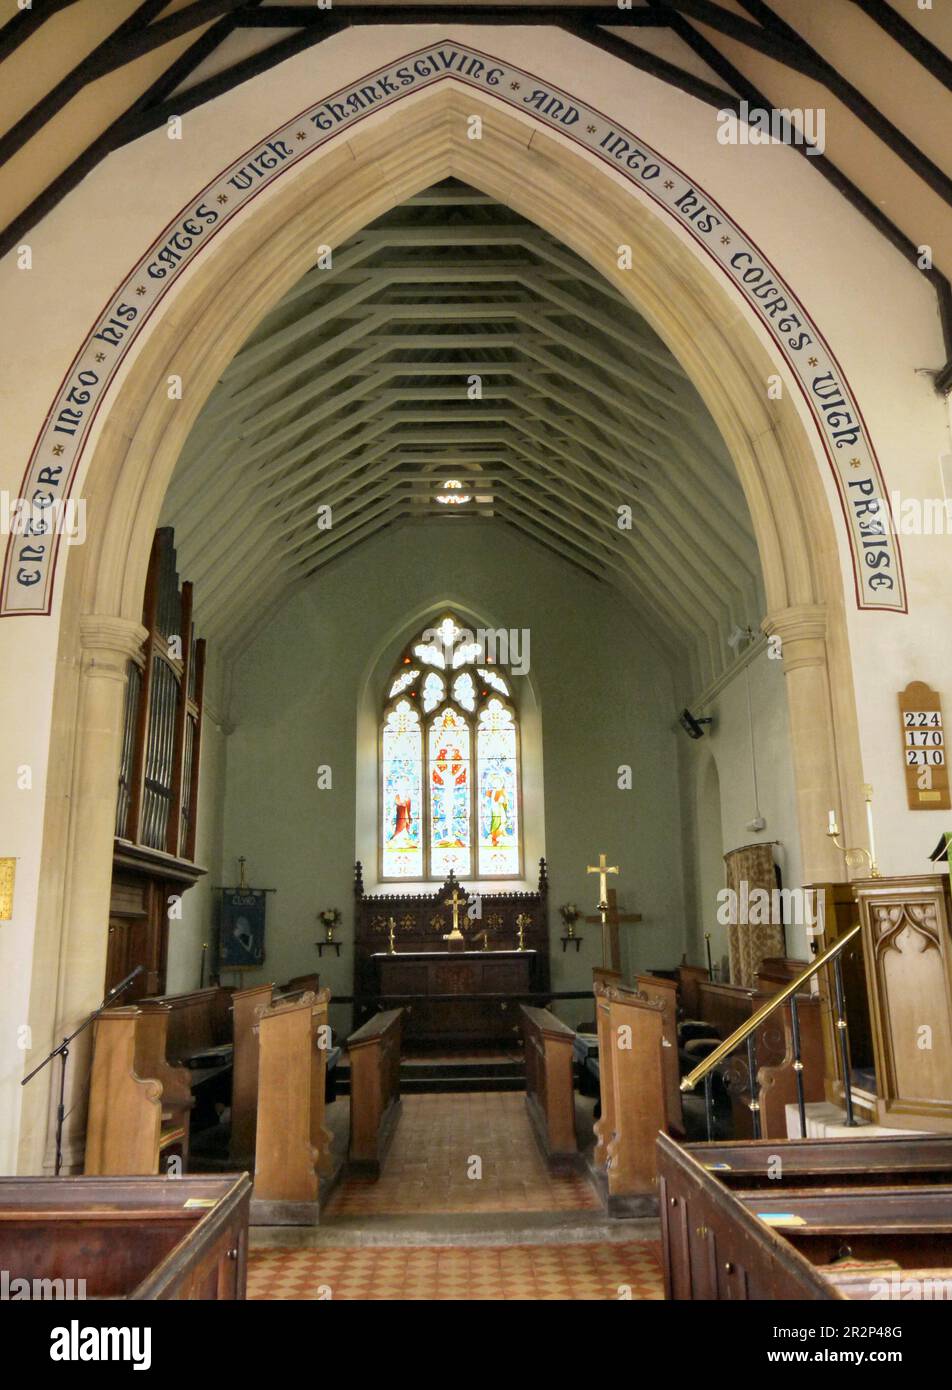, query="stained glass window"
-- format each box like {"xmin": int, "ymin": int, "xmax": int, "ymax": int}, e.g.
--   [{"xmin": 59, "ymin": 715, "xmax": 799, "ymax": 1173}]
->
[
  {"xmin": 380, "ymin": 615, "xmax": 522, "ymax": 880},
  {"xmin": 381, "ymin": 699, "xmax": 423, "ymax": 879},
  {"xmin": 429, "ymin": 706, "xmax": 471, "ymax": 878},
  {"xmin": 477, "ymin": 700, "xmax": 520, "ymax": 877}
]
